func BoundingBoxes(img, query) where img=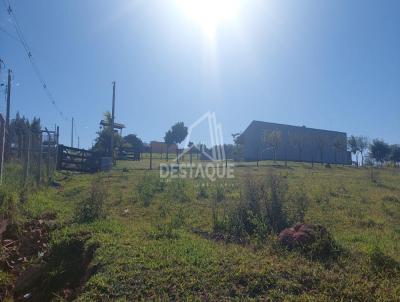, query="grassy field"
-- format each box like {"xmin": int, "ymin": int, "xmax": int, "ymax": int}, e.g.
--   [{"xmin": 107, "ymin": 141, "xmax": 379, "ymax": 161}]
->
[{"xmin": 1, "ymin": 160, "xmax": 400, "ymax": 301}]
